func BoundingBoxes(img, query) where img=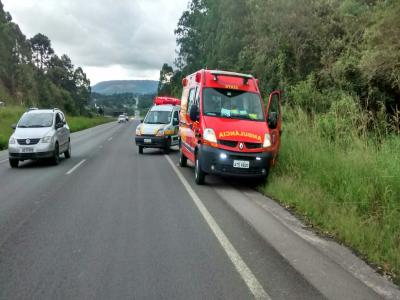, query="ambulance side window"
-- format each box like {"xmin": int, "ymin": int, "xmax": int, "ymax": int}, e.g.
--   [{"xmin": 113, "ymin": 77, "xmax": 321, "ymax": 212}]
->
[
  {"xmin": 173, "ymin": 111, "xmax": 179, "ymax": 126},
  {"xmin": 268, "ymin": 94, "xmax": 280, "ymax": 129},
  {"xmin": 187, "ymin": 87, "xmax": 196, "ymax": 115}
]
